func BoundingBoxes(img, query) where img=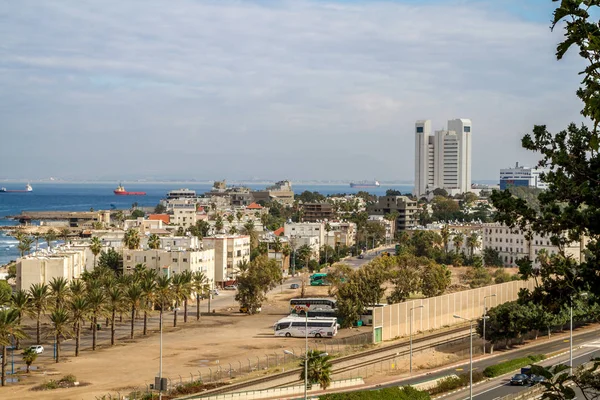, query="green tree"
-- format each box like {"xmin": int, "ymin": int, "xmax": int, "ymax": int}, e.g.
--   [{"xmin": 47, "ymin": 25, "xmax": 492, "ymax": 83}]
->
[
  {"xmin": 28, "ymin": 283, "xmax": 49, "ymax": 345},
  {"xmin": 22, "ymin": 347, "xmax": 38, "ymax": 373},
  {"xmin": 49, "ymin": 307, "xmax": 72, "ymax": 363},
  {"xmin": 31, "ymin": 232, "xmax": 42, "ymax": 252},
  {"xmin": 452, "ymin": 233, "xmax": 464, "ymax": 255},
  {"xmin": 124, "ymin": 283, "xmax": 142, "ymax": 339},
  {"xmin": 90, "ymin": 237, "xmax": 102, "ymax": 269},
  {"xmin": 215, "ymin": 215, "xmax": 224, "ymax": 233},
  {"xmin": 131, "ymin": 209, "xmax": 145, "ymax": 219},
  {"xmin": 431, "ymin": 196, "xmax": 460, "ymax": 221},
  {"xmin": 123, "ymin": 228, "xmax": 141, "ymax": 250},
  {"xmin": 147, "ymin": 233, "xmax": 160, "ymax": 250},
  {"xmin": 235, "ymin": 256, "xmax": 282, "ymax": 314},
  {"xmin": 387, "ymin": 255, "xmax": 423, "ymax": 303},
  {"xmin": 192, "ymin": 271, "xmax": 209, "ymax": 321},
  {"xmin": 0, "ymin": 281, "xmax": 11, "ymax": 306},
  {"xmin": 154, "ymin": 203, "xmax": 167, "ymax": 214},
  {"xmin": 440, "ymin": 225, "xmax": 450, "ymax": 254},
  {"xmin": 466, "ymin": 233, "xmax": 479, "ymax": 257},
  {"xmin": 154, "ymin": 275, "xmax": 172, "ymax": 332},
  {"xmin": 98, "ymin": 248, "xmax": 122, "ymax": 273},
  {"xmin": 140, "ymin": 273, "xmax": 157, "ymax": 335},
  {"xmin": 17, "ymin": 236, "xmax": 34, "ymax": 257},
  {"xmin": 462, "ymin": 265, "xmax": 492, "ymax": 288},
  {"xmin": 59, "ymin": 227, "xmax": 70, "ymax": 244},
  {"xmin": 44, "ymin": 228, "xmax": 57, "ymax": 250},
  {"xmin": 272, "ymin": 237, "xmax": 283, "ymax": 269},
  {"xmin": 10, "ymin": 290, "xmax": 30, "ymax": 349},
  {"xmin": 105, "ymin": 285, "xmax": 123, "ymax": 344},
  {"xmin": 482, "ymin": 247, "xmax": 503, "ymax": 267},
  {"xmin": 86, "ymin": 287, "xmax": 106, "ymax": 351},
  {"xmin": 68, "ymin": 296, "xmax": 88, "ymax": 357},
  {"xmin": 421, "ymin": 263, "xmax": 451, "ymax": 297},
  {"xmin": 476, "ymin": 301, "xmax": 529, "ymax": 351},
  {"xmin": 300, "ymin": 350, "xmax": 333, "ymax": 390},
  {"xmin": 0, "ymin": 309, "xmax": 27, "ymax": 386},
  {"xmin": 49, "ymin": 276, "xmax": 70, "ymax": 310}
]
